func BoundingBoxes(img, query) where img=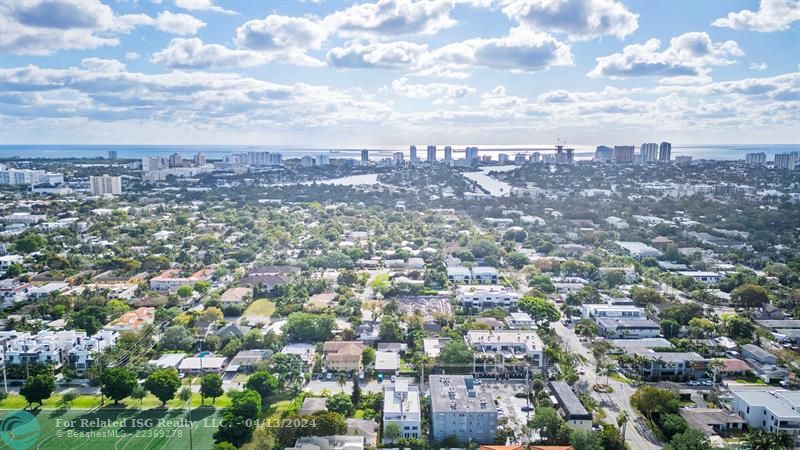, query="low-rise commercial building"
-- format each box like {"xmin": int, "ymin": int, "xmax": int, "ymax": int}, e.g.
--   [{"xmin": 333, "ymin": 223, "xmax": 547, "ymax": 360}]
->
[
  {"xmin": 466, "ymin": 330, "xmax": 544, "ymax": 369},
  {"xmin": 457, "ymin": 285, "xmax": 519, "ymax": 311},
  {"xmin": 549, "ymin": 381, "xmax": 592, "ymax": 431},
  {"xmin": 732, "ymin": 390, "xmax": 800, "ymax": 440}
]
